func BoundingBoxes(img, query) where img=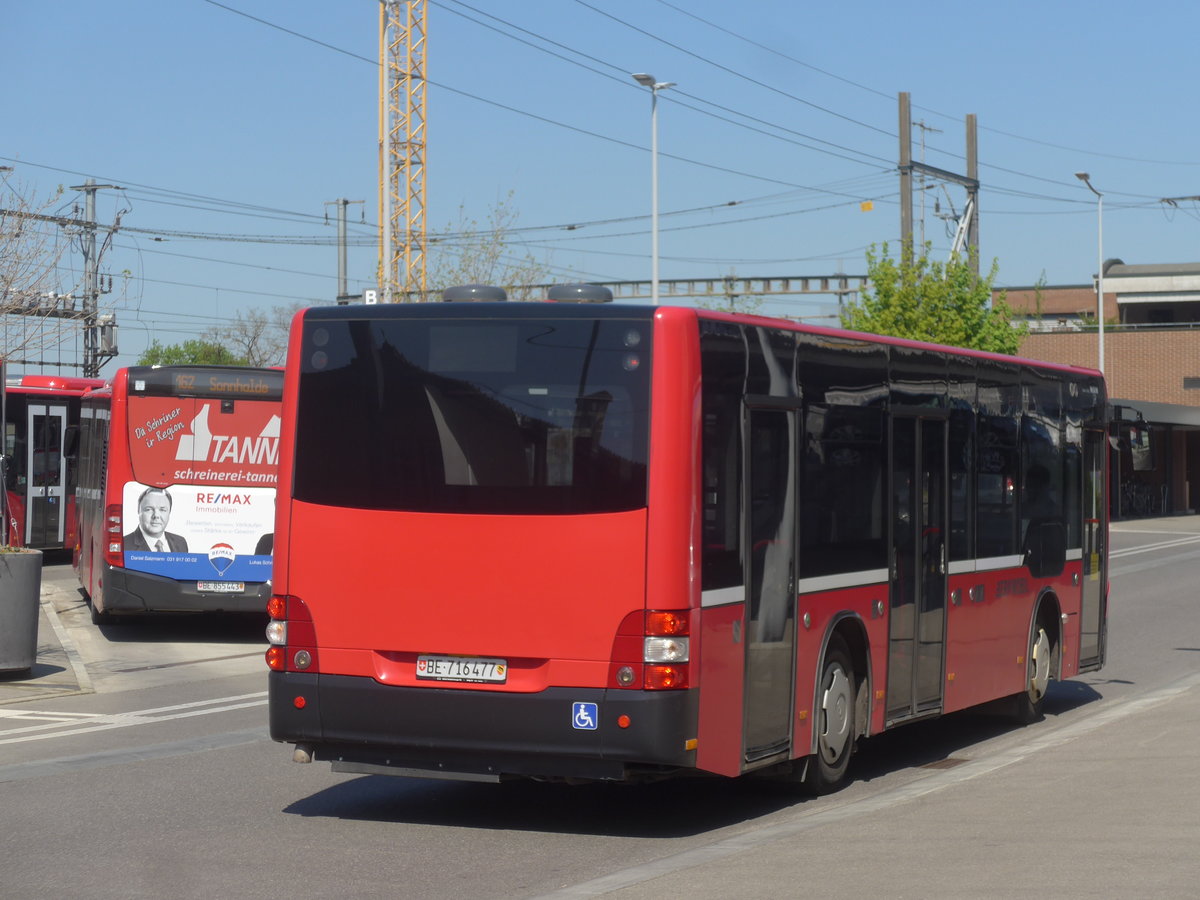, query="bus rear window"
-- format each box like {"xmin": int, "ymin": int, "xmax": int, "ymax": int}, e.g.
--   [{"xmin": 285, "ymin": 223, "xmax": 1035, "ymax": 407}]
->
[{"xmin": 294, "ymin": 316, "xmax": 651, "ymax": 514}]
